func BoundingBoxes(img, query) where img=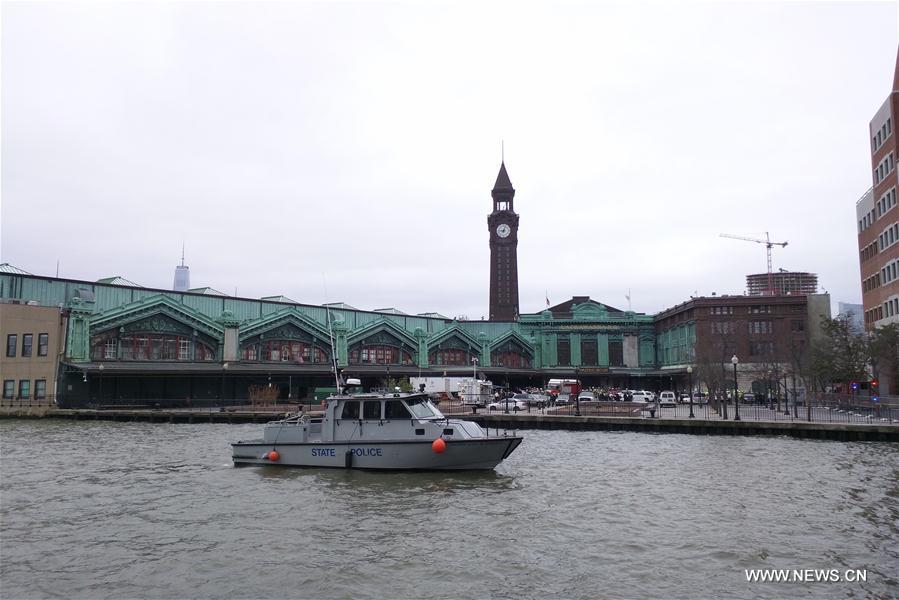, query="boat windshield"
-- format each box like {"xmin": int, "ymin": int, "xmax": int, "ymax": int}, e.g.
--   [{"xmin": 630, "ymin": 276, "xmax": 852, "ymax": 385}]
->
[{"xmin": 404, "ymin": 396, "xmax": 444, "ymax": 419}]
